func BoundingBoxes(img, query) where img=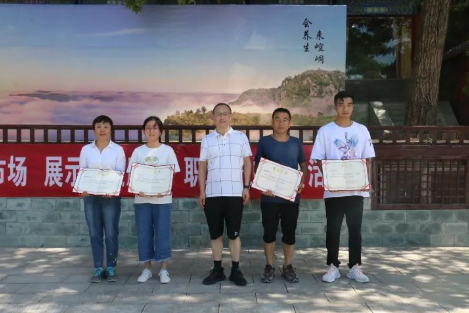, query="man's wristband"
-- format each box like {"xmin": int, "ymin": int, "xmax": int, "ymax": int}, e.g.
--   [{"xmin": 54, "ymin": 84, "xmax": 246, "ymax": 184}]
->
[{"xmin": 243, "ymin": 184, "xmax": 250, "ymax": 189}]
